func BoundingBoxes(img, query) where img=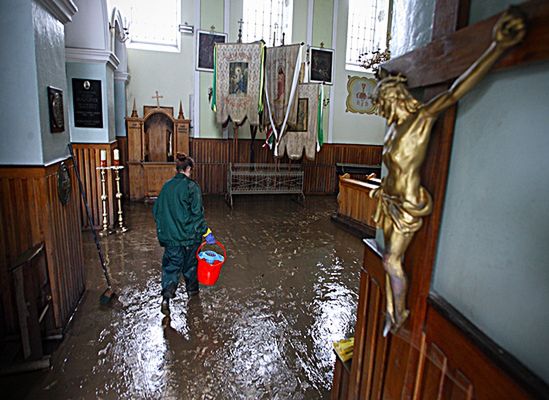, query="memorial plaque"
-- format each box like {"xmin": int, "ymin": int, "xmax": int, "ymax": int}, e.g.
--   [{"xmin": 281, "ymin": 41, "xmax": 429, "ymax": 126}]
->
[{"xmin": 72, "ymin": 78, "xmax": 103, "ymax": 128}]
